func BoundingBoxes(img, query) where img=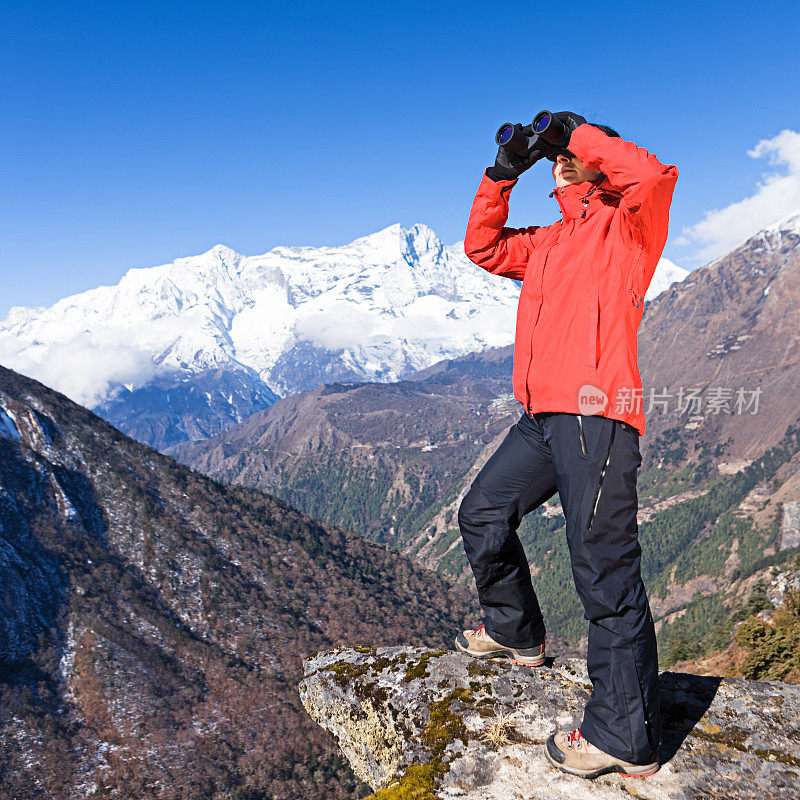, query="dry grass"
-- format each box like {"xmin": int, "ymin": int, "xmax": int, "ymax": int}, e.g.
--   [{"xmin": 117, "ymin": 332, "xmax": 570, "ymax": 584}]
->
[{"xmin": 479, "ymin": 708, "xmax": 521, "ymax": 747}]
